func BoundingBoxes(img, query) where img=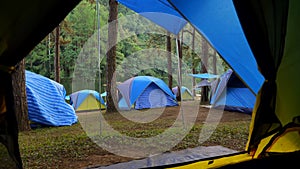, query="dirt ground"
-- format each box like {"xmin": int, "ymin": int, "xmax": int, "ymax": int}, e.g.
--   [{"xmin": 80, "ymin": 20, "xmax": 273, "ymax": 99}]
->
[{"xmin": 71, "ymin": 102, "xmax": 252, "ymax": 169}]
